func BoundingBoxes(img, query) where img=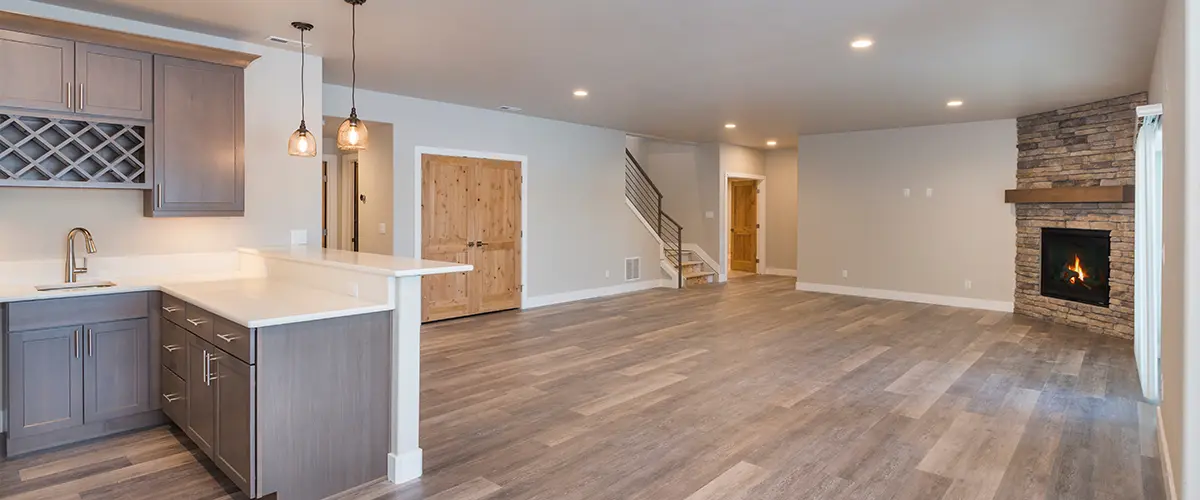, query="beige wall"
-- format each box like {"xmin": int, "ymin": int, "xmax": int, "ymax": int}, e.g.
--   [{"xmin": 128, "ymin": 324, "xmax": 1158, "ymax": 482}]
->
[
  {"xmin": 355, "ymin": 121, "xmax": 394, "ymax": 255},
  {"xmin": 1150, "ymin": 0, "xmax": 1192, "ymax": 495},
  {"xmin": 0, "ymin": 1, "xmax": 324, "ymax": 261},
  {"xmin": 765, "ymin": 149, "xmax": 799, "ymax": 272},
  {"xmin": 323, "ymin": 86, "xmax": 661, "ymax": 298},
  {"xmin": 795, "ymin": 119, "xmax": 1017, "ymax": 303}
]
